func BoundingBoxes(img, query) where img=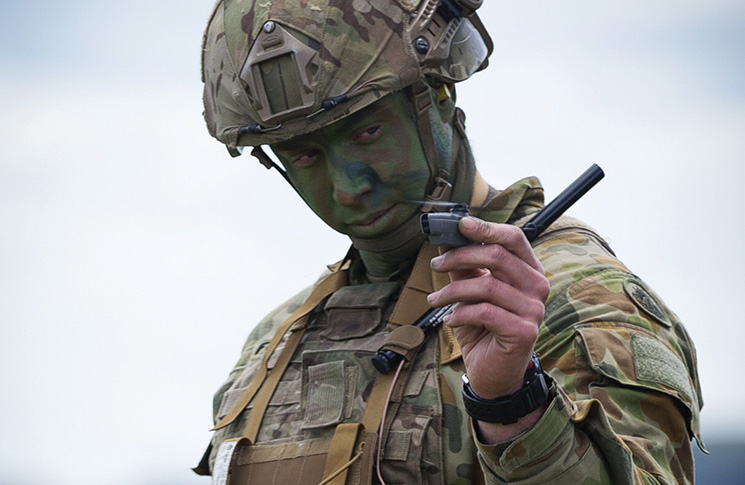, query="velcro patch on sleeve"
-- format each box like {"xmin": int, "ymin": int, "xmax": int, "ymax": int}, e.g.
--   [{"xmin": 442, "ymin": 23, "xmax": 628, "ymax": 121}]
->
[
  {"xmin": 631, "ymin": 332, "xmax": 693, "ymax": 403},
  {"xmin": 577, "ymin": 325, "xmax": 694, "ymax": 408}
]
